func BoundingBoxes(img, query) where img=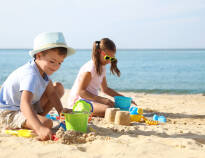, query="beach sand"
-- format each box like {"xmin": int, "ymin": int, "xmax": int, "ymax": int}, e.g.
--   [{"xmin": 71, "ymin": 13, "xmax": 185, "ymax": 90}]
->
[{"xmin": 0, "ymin": 89, "xmax": 205, "ymax": 158}]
